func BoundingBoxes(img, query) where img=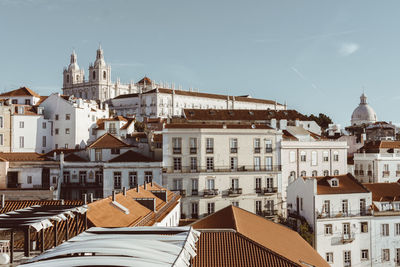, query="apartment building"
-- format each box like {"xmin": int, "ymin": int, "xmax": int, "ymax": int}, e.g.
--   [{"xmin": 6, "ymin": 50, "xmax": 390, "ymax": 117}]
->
[
  {"xmin": 95, "ymin": 116, "xmax": 135, "ymax": 138},
  {"xmin": 287, "ymin": 174, "xmax": 373, "ymax": 267},
  {"xmin": 0, "ymin": 100, "xmax": 12, "ymax": 152},
  {"xmin": 162, "ymin": 123, "xmax": 282, "ymax": 220},
  {"xmin": 281, "ymin": 126, "xmax": 348, "ymax": 210},
  {"xmin": 39, "ymin": 93, "xmax": 109, "ymax": 149},
  {"xmin": 354, "ymin": 140, "xmax": 400, "ymax": 183}
]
